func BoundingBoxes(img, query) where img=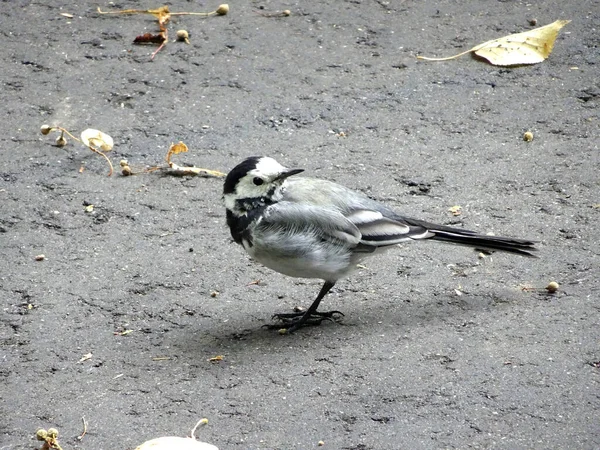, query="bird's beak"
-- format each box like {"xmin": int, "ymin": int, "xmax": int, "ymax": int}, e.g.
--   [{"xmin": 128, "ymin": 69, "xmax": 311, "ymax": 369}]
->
[{"xmin": 277, "ymin": 168, "xmax": 304, "ymax": 180}]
